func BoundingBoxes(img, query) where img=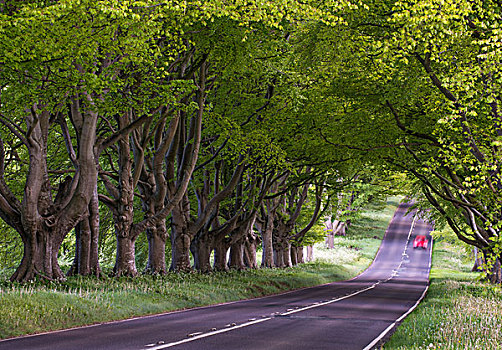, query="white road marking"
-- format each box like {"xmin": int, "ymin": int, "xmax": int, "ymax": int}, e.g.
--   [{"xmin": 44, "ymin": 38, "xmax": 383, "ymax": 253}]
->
[
  {"xmin": 187, "ymin": 332, "xmax": 202, "ymax": 337},
  {"xmin": 142, "ymin": 212, "xmax": 428, "ymax": 350},
  {"xmin": 141, "ymin": 283, "xmax": 379, "ymax": 350},
  {"xmin": 363, "ymin": 220, "xmax": 433, "ymax": 350},
  {"xmin": 142, "ymin": 318, "xmax": 271, "ymax": 349}
]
